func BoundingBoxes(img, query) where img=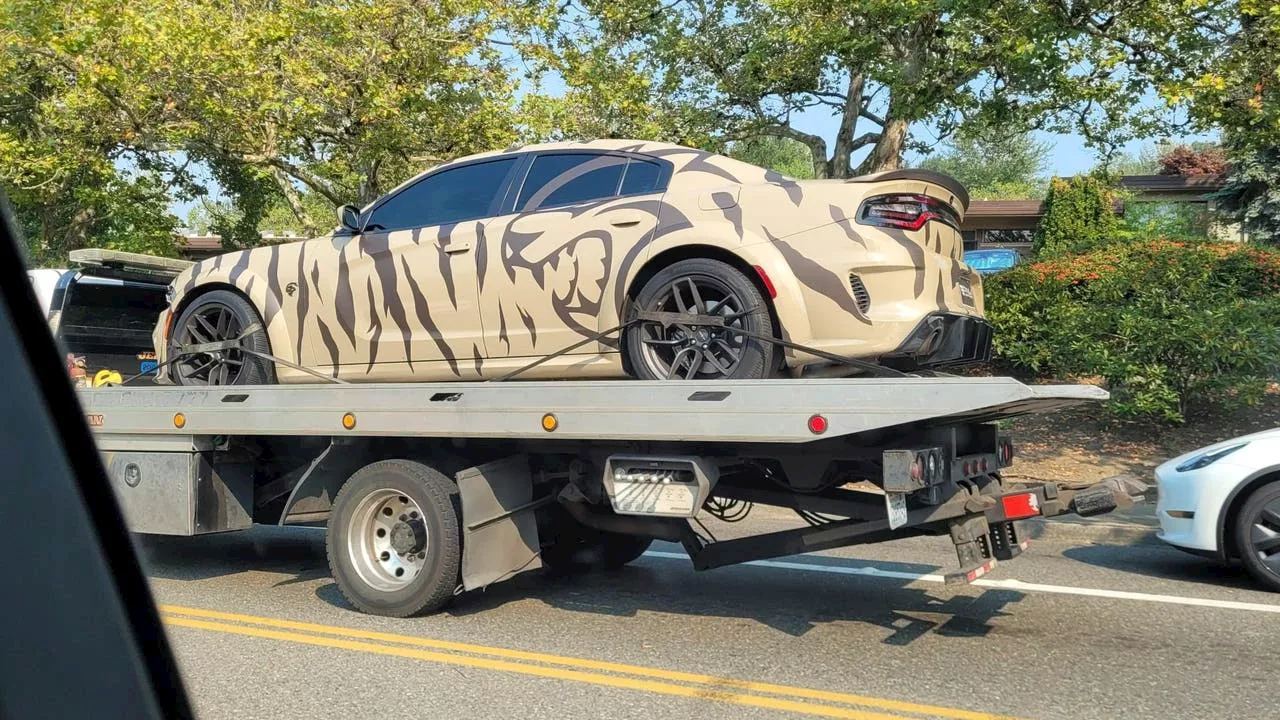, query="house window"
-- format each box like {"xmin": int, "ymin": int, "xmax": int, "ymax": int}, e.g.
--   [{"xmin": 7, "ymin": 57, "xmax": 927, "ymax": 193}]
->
[{"xmin": 983, "ymin": 229, "xmax": 1035, "ymax": 246}]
